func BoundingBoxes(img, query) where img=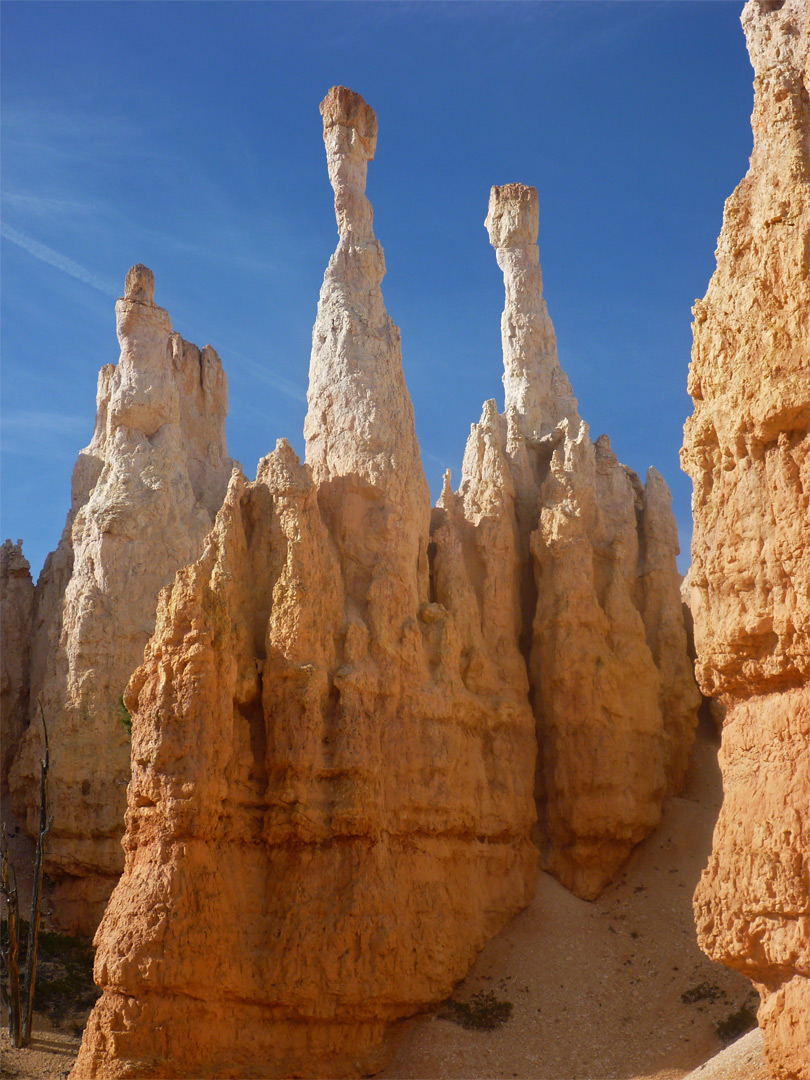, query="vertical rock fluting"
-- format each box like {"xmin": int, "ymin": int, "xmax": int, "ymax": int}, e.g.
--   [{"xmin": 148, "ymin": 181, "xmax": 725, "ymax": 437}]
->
[
  {"xmin": 485, "ymin": 182, "xmax": 579, "ymax": 443},
  {"xmin": 0, "ymin": 540, "xmax": 34, "ymax": 800},
  {"xmin": 71, "ymin": 88, "xmax": 537, "ymax": 1080},
  {"xmin": 8, "ymin": 266, "xmax": 233, "ymax": 936},
  {"xmin": 304, "ymin": 85, "xmax": 431, "ymax": 627},
  {"xmin": 683, "ymin": 2, "xmax": 810, "ymax": 1077},
  {"xmin": 451, "ymin": 183, "xmax": 700, "ymax": 900}
]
